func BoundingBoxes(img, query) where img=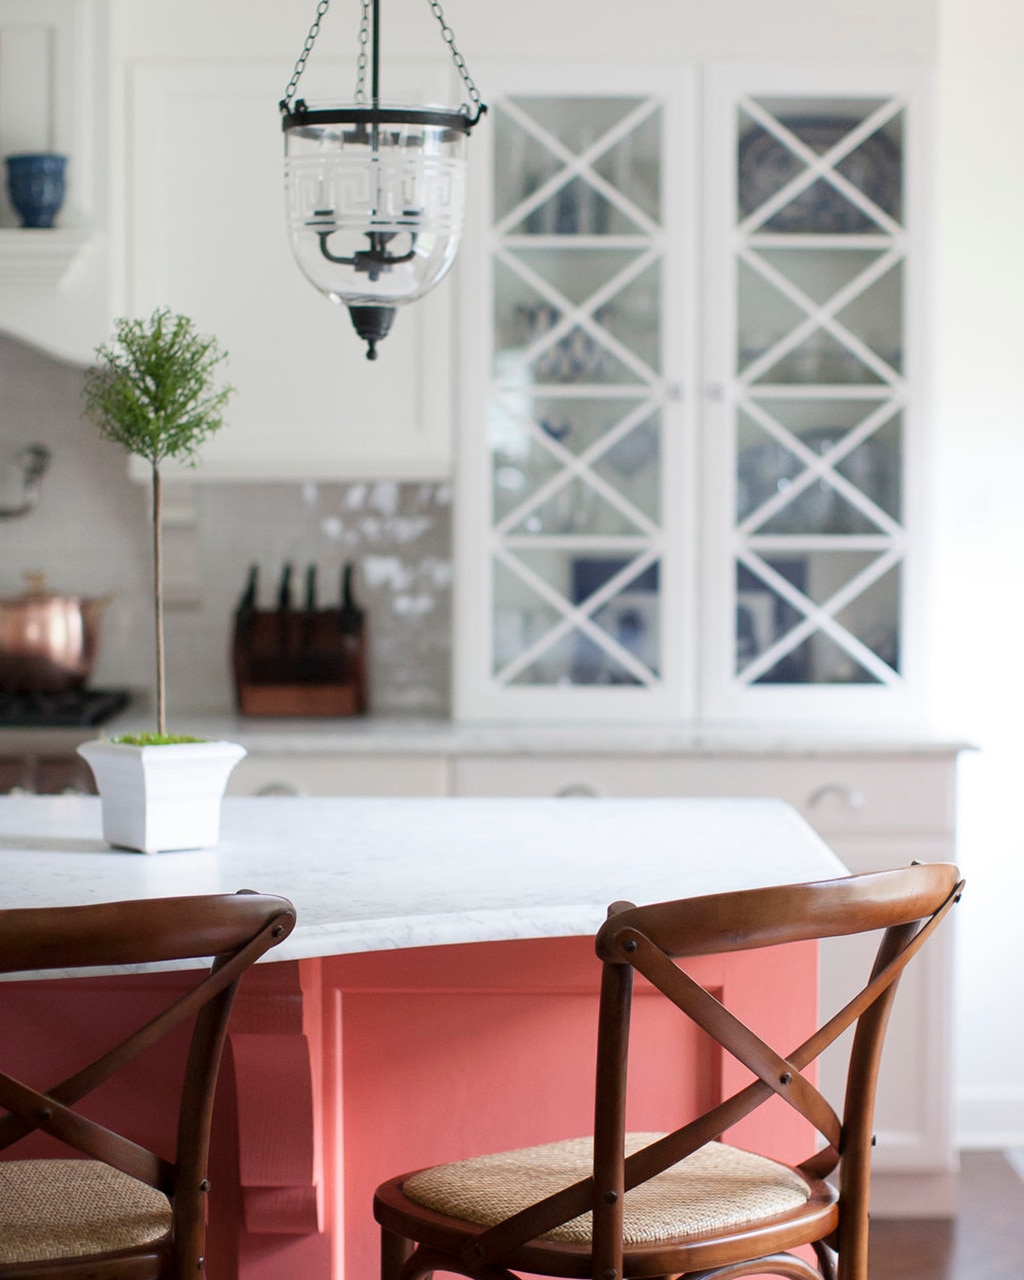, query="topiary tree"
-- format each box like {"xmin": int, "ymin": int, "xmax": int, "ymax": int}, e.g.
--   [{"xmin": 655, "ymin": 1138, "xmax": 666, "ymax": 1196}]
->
[{"xmin": 83, "ymin": 308, "xmax": 233, "ymax": 738}]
